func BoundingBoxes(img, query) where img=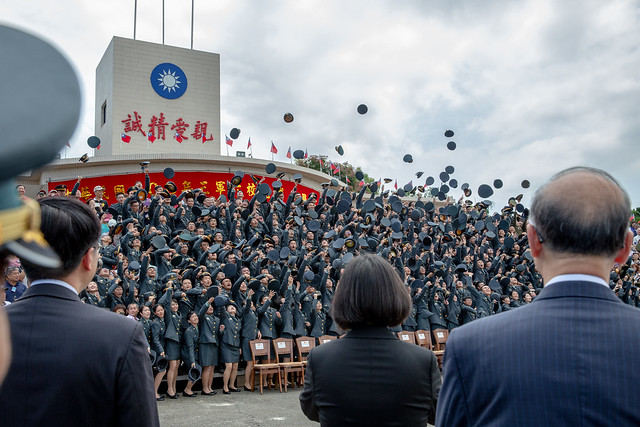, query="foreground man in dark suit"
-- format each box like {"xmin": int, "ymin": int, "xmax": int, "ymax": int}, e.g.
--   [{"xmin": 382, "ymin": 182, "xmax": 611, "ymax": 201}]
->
[
  {"xmin": 436, "ymin": 166, "xmax": 640, "ymax": 426},
  {"xmin": 0, "ymin": 197, "xmax": 159, "ymax": 426},
  {"xmin": 300, "ymin": 254, "xmax": 441, "ymax": 426}
]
